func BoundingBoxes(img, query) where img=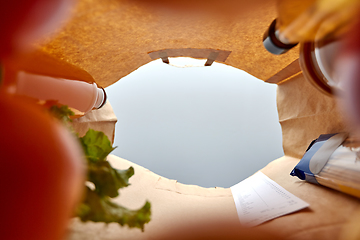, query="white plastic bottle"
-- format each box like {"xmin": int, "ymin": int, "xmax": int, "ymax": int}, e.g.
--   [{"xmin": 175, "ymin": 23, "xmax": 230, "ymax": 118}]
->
[{"xmin": 14, "ymin": 71, "xmax": 106, "ymax": 115}]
